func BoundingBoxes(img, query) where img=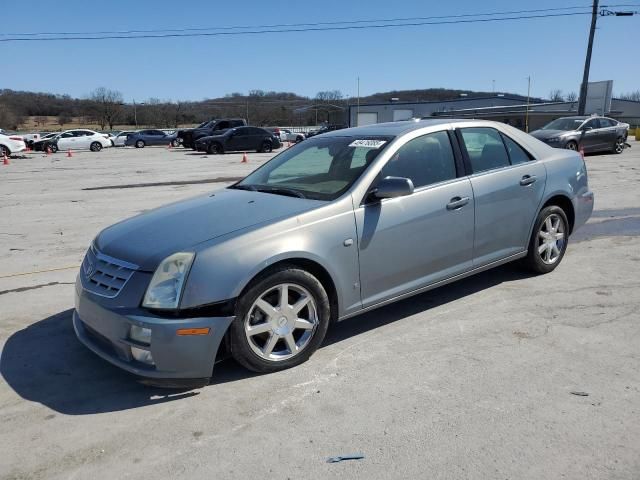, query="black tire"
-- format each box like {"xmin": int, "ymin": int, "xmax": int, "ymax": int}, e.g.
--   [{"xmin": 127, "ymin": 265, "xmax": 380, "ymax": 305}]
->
[
  {"xmin": 49, "ymin": 143, "xmax": 58, "ymax": 153},
  {"xmin": 0, "ymin": 145, "xmax": 10, "ymax": 157},
  {"xmin": 171, "ymin": 139, "xmax": 180, "ymax": 147},
  {"xmin": 259, "ymin": 140, "xmax": 273, "ymax": 153},
  {"xmin": 90, "ymin": 142, "xmax": 102, "ymax": 152},
  {"xmin": 229, "ymin": 266, "xmax": 331, "ymax": 373},
  {"xmin": 565, "ymin": 141, "xmax": 578, "ymax": 151},
  {"xmin": 135, "ymin": 140, "xmax": 145, "ymax": 149},
  {"xmin": 612, "ymin": 136, "xmax": 625, "ymax": 154},
  {"xmin": 207, "ymin": 142, "xmax": 222, "ymax": 155},
  {"xmin": 522, "ymin": 205, "xmax": 569, "ymax": 274}
]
